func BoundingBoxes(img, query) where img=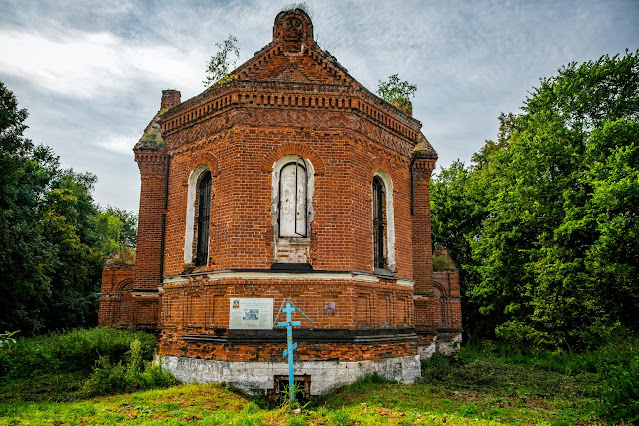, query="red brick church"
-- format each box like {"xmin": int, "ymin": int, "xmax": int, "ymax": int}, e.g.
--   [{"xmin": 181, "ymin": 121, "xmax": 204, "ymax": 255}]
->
[{"xmin": 99, "ymin": 8, "xmax": 462, "ymax": 395}]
